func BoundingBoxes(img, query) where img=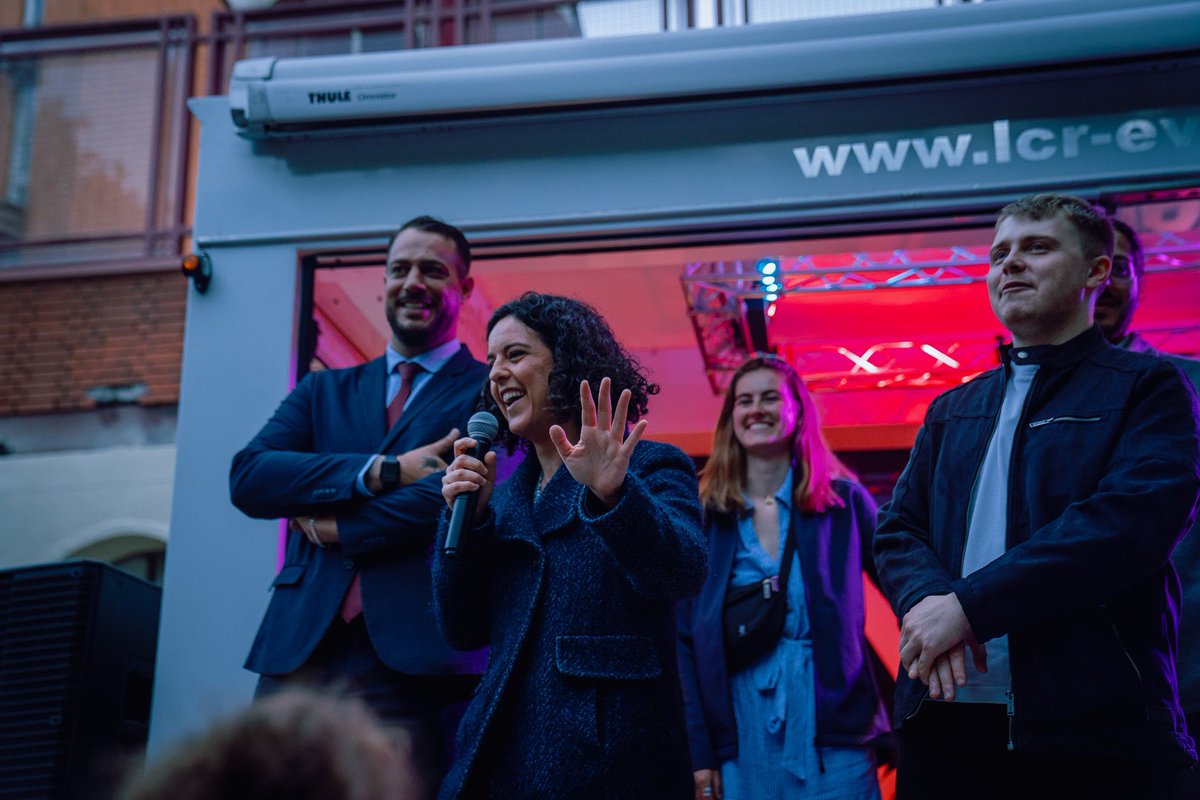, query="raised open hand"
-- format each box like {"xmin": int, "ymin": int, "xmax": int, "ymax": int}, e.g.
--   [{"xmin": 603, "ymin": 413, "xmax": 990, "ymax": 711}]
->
[{"xmin": 550, "ymin": 377, "xmax": 647, "ymax": 508}]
